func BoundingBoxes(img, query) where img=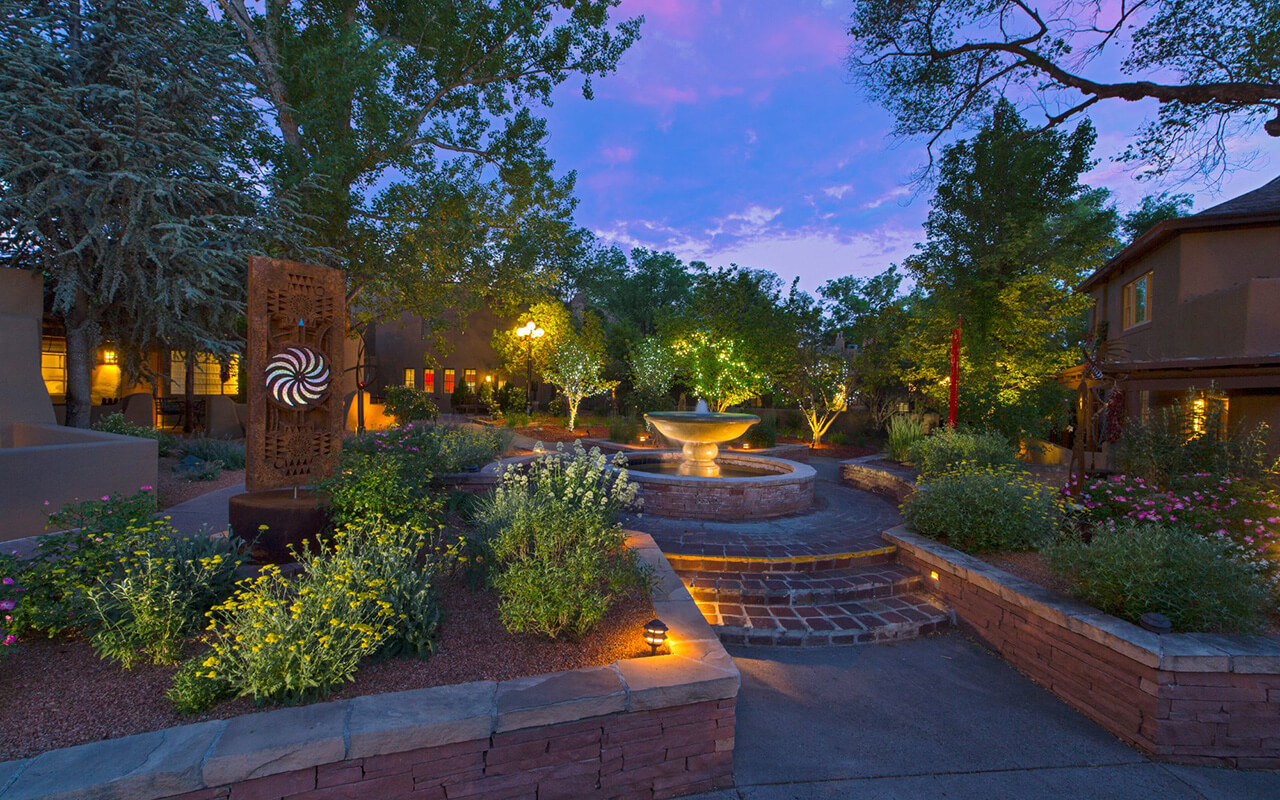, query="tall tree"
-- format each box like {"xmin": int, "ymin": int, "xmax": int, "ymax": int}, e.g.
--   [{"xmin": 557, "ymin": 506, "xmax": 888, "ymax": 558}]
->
[
  {"xmin": 849, "ymin": 0, "xmax": 1280, "ymax": 181},
  {"xmin": 1121, "ymin": 192, "xmax": 1195, "ymax": 240},
  {"xmin": 899, "ymin": 101, "xmax": 1118, "ymax": 436},
  {"xmin": 819, "ymin": 267, "xmax": 910, "ymax": 429},
  {"xmin": 0, "ymin": 0, "xmax": 281, "ymax": 427},
  {"xmin": 215, "ymin": 0, "xmax": 640, "ymax": 340}
]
